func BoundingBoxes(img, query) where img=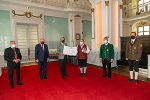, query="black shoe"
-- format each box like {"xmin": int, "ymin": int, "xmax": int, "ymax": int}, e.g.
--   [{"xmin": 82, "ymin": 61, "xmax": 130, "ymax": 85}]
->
[
  {"xmin": 62, "ymin": 76, "xmax": 64, "ymax": 79},
  {"xmin": 64, "ymin": 74, "xmax": 69, "ymax": 76},
  {"xmin": 44, "ymin": 77, "xmax": 48, "ymax": 79},
  {"xmin": 127, "ymin": 79, "xmax": 134, "ymax": 82},
  {"xmin": 135, "ymin": 80, "xmax": 139, "ymax": 84},
  {"xmin": 40, "ymin": 77, "xmax": 43, "ymax": 80},
  {"xmin": 10, "ymin": 85, "xmax": 14, "ymax": 89},
  {"xmin": 80, "ymin": 73, "xmax": 83, "ymax": 76},
  {"xmin": 17, "ymin": 82, "xmax": 24, "ymax": 85},
  {"xmin": 108, "ymin": 76, "xmax": 111, "ymax": 78},
  {"xmin": 84, "ymin": 73, "xmax": 87, "ymax": 76},
  {"xmin": 102, "ymin": 75, "xmax": 106, "ymax": 78}
]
